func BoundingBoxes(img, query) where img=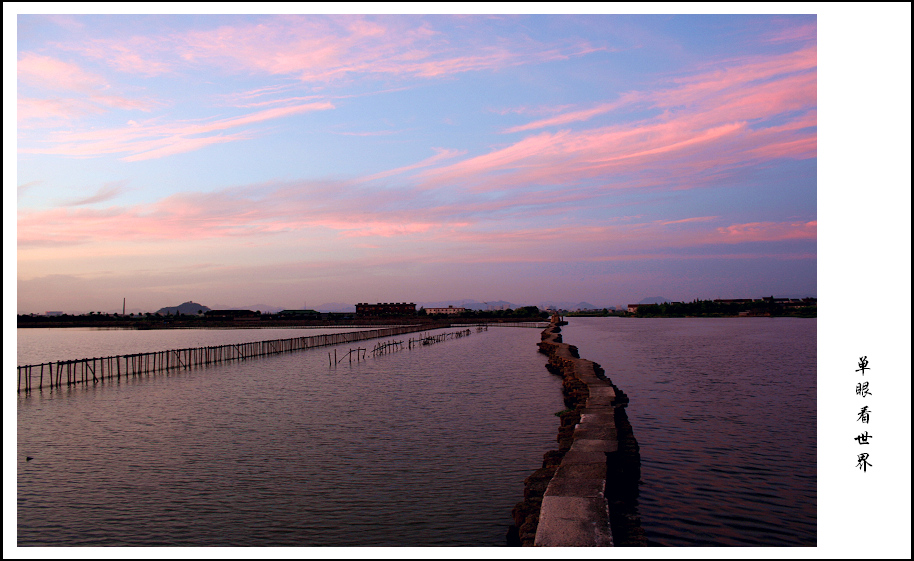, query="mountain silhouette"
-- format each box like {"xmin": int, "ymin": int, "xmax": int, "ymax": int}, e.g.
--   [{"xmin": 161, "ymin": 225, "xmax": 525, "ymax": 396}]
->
[{"xmin": 156, "ymin": 301, "xmax": 211, "ymax": 315}]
